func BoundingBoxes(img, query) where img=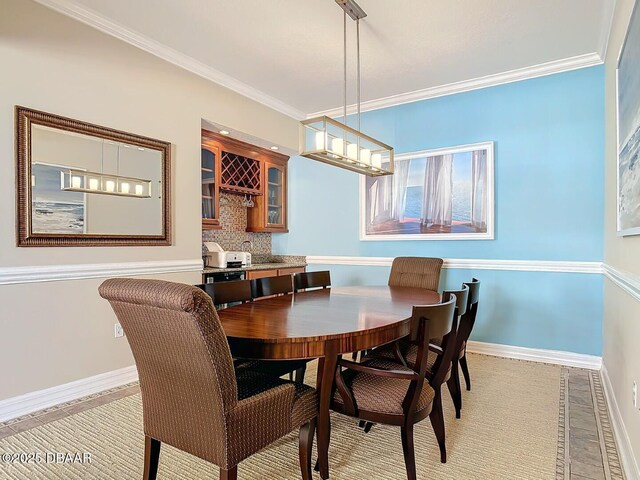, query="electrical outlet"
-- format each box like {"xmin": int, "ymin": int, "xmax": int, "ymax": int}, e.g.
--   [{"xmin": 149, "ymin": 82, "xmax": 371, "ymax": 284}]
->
[
  {"xmin": 633, "ymin": 381, "xmax": 637, "ymax": 409},
  {"xmin": 114, "ymin": 323, "xmax": 124, "ymax": 338}
]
